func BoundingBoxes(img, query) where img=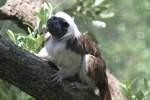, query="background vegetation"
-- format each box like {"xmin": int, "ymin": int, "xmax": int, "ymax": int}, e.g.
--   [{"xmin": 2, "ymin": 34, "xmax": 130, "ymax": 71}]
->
[{"xmin": 0, "ymin": 0, "xmax": 150, "ymax": 100}]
